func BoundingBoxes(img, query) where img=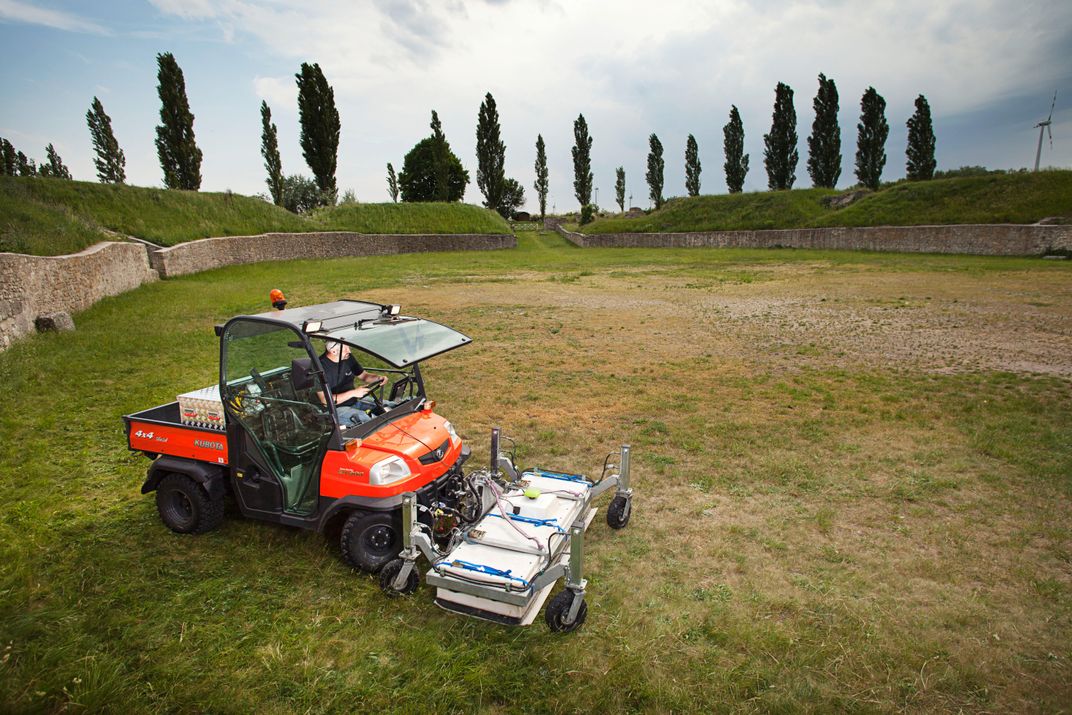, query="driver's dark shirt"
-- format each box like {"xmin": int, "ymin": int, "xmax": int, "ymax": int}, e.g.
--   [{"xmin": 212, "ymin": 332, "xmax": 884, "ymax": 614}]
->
[{"xmin": 321, "ymin": 354, "xmax": 363, "ymax": 406}]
